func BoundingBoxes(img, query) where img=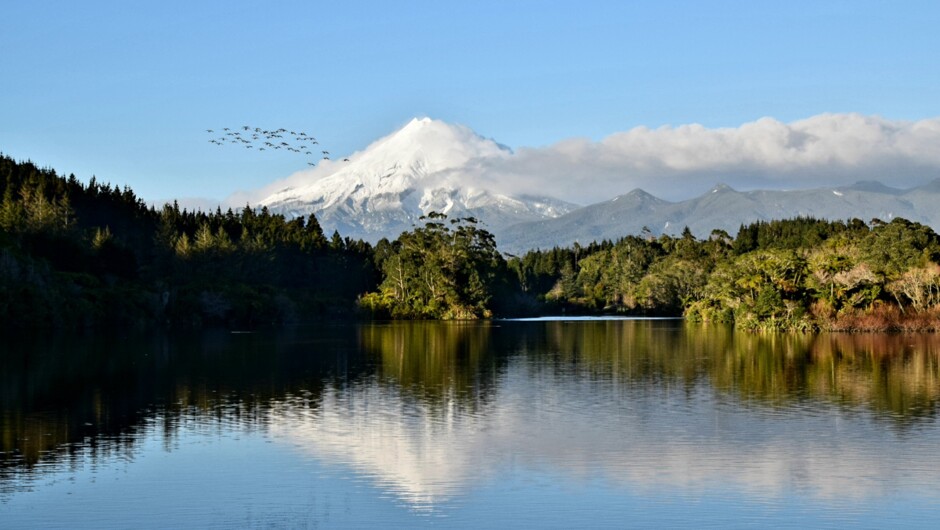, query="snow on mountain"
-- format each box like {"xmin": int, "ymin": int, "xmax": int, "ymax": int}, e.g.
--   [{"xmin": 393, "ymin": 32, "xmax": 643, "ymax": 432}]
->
[{"xmin": 259, "ymin": 117, "xmax": 577, "ymax": 241}]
